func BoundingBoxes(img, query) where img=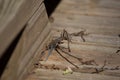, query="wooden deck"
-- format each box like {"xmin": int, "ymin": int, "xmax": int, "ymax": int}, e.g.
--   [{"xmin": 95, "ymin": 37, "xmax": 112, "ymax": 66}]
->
[{"xmin": 25, "ymin": 0, "xmax": 120, "ymax": 80}]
